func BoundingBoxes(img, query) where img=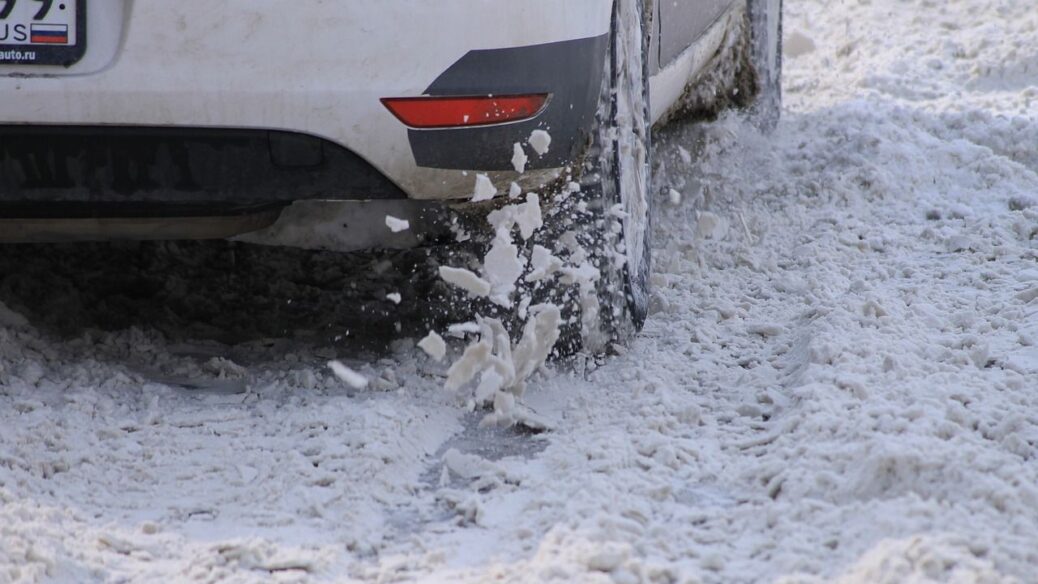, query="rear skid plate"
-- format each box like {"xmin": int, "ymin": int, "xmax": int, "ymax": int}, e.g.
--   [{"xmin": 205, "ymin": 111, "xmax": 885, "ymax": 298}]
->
[{"xmin": 0, "ymin": 208, "xmax": 282, "ymax": 243}]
